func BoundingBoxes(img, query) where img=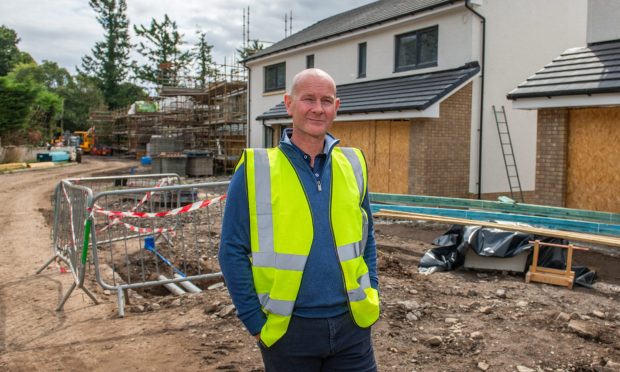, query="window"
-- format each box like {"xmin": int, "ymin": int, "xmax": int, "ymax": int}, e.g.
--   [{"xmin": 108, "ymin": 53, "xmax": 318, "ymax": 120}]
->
[
  {"xmin": 394, "ymin": 26, "xmax": 438, "ymax": 72},
  {"xmin": 264, "ymin": 62, "xmax": 286, "ymax": 92},
  {"xmin": 358, "ymin": 42, "xmax": 367, "ymax": 78},
  {"xmin": 306, "ymin": 54, "xmax": 314, "ymax": 68}
]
